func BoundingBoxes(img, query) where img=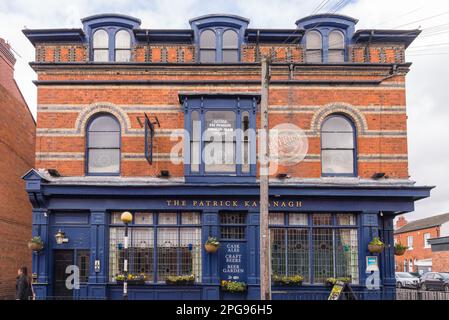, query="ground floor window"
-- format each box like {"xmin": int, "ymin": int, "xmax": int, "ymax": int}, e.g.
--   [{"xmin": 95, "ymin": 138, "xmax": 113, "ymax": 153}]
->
[
  {"xmin": 270, "ymin": 213, "xmax": 359, "ymax": 284},
  {"xmin": 109, "ymin": 212, "xmax": 201, "ymax": 283}
]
